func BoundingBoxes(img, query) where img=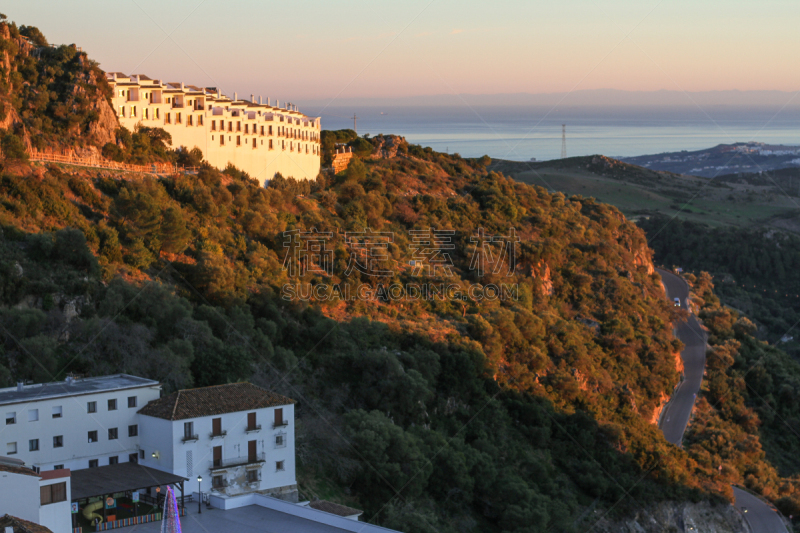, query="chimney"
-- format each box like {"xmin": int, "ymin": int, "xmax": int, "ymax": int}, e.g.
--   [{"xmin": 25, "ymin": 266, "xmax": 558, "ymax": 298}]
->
[
  {"xmin": 180, "ymin": 82, "xmax": 184, "ymax": 91},
  {"xmin": 217, "ymin": 89, "xmax": 221, "ymax": 98},
  {"xmin": 251, "ymin": 94, "xmax": 255, "ymax": 103},
  {"xmin": 234, "ymin": 92, "xmax": 238, "ymax": 101},
  {"xmin": 16, "ymin": 382, "xmax": 23, "ymax": 392}
]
